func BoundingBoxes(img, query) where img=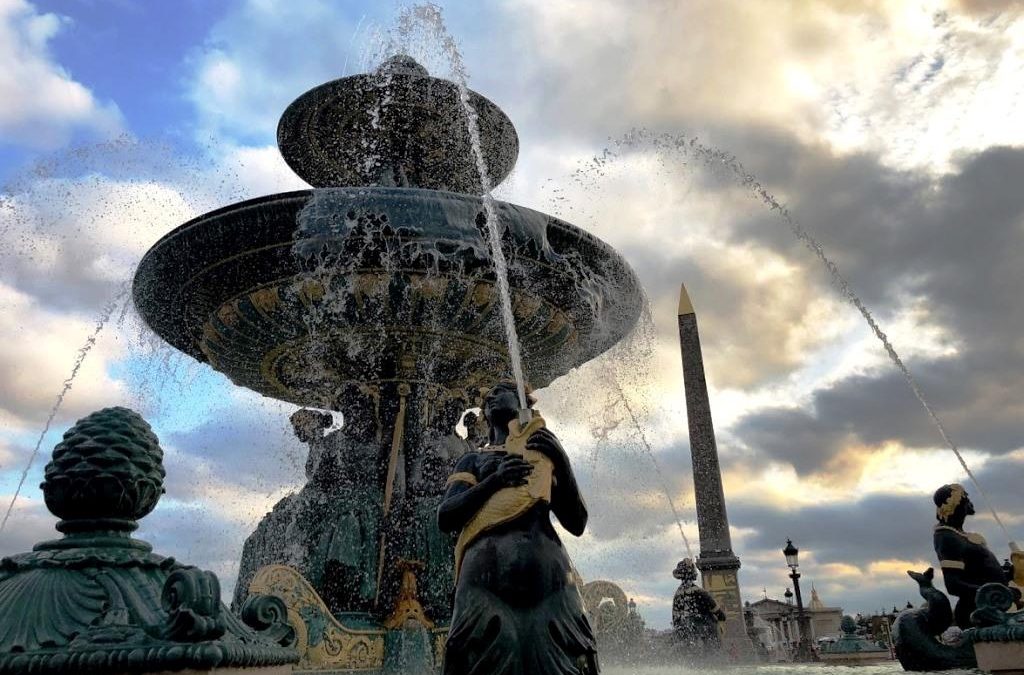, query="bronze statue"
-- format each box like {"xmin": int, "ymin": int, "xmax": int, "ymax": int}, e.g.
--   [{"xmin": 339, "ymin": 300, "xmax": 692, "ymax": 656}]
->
[
  {"xmin": 437, "ymin": 382, "xmax": 599, "ymax": 674},
  {"xmin": 671, "ymin": 558, "xmax": 725, "ymax": 655},
  {"xmin": 894, "ymin": 483, "xmax": 1023, "ymax": 671},
  {"xmin": 233, "ymin": 405, "xmax": 382, "ymax": 614},
  {"xmin": 933, "ymin": 483, "xmax": 1020, "ymax": 628}
]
